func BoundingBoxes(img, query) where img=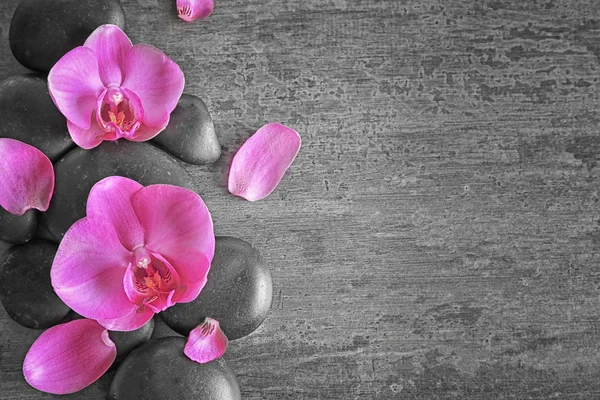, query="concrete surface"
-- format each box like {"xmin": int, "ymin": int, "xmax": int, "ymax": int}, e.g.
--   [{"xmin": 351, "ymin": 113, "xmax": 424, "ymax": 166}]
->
[{"xmin": 1, "ymin": 0, "xmax": 600, "ymax": 398}]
